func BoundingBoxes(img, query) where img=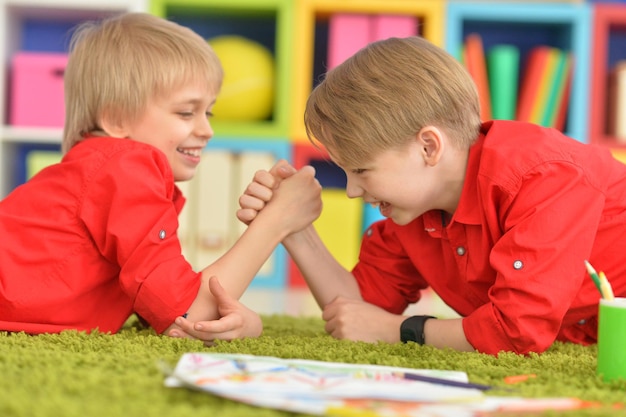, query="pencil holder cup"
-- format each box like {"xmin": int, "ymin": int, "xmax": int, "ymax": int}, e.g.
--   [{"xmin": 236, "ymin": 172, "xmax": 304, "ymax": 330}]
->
[{"xmin": 597, "ymin": 297, "xmax": 626, "ymax": 382}]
